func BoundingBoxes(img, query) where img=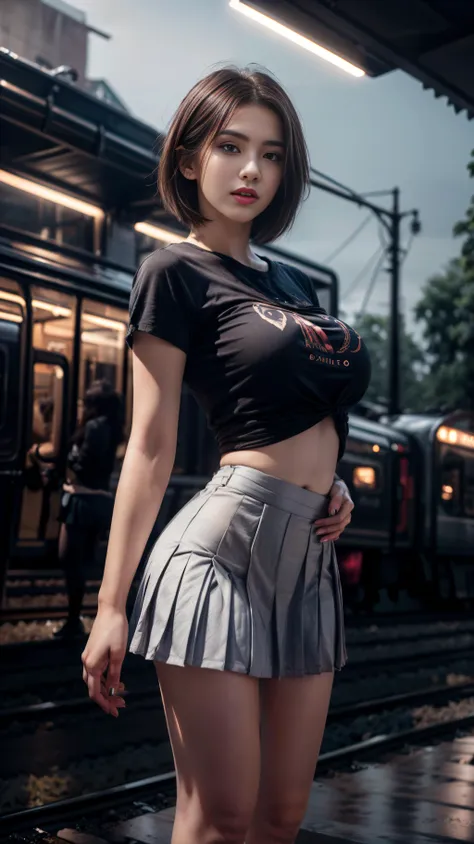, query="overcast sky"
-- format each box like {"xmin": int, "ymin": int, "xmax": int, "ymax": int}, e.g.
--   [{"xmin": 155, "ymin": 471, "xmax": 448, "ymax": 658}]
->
[{"xmin": 73, "ymin": 0, "xmax": 473, "ymax": 326}]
